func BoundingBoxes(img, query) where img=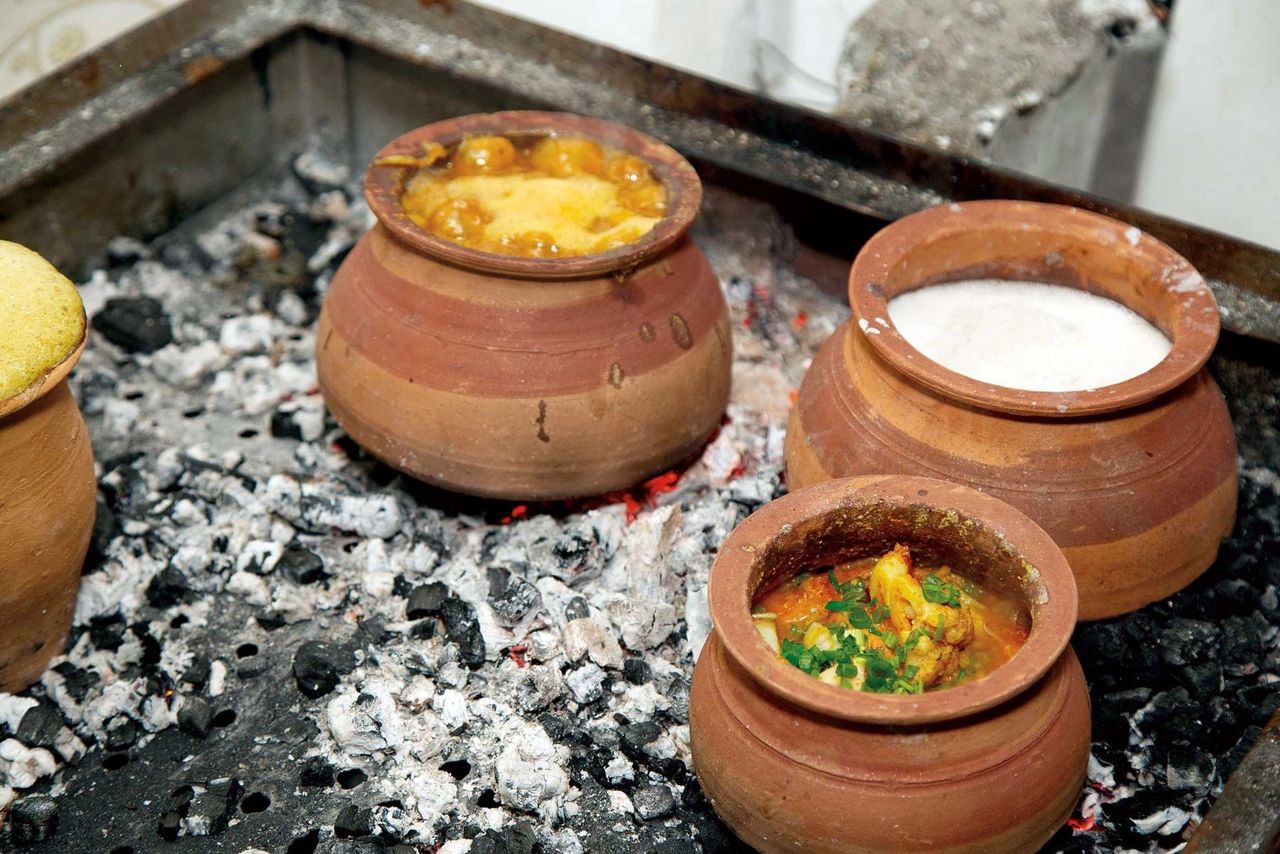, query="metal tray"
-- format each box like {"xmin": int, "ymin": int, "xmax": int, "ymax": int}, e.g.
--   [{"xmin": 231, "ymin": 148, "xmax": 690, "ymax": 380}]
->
[{"xmin": 1, "ymin": 3, "xmax": 1278, "ymax": 853}]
